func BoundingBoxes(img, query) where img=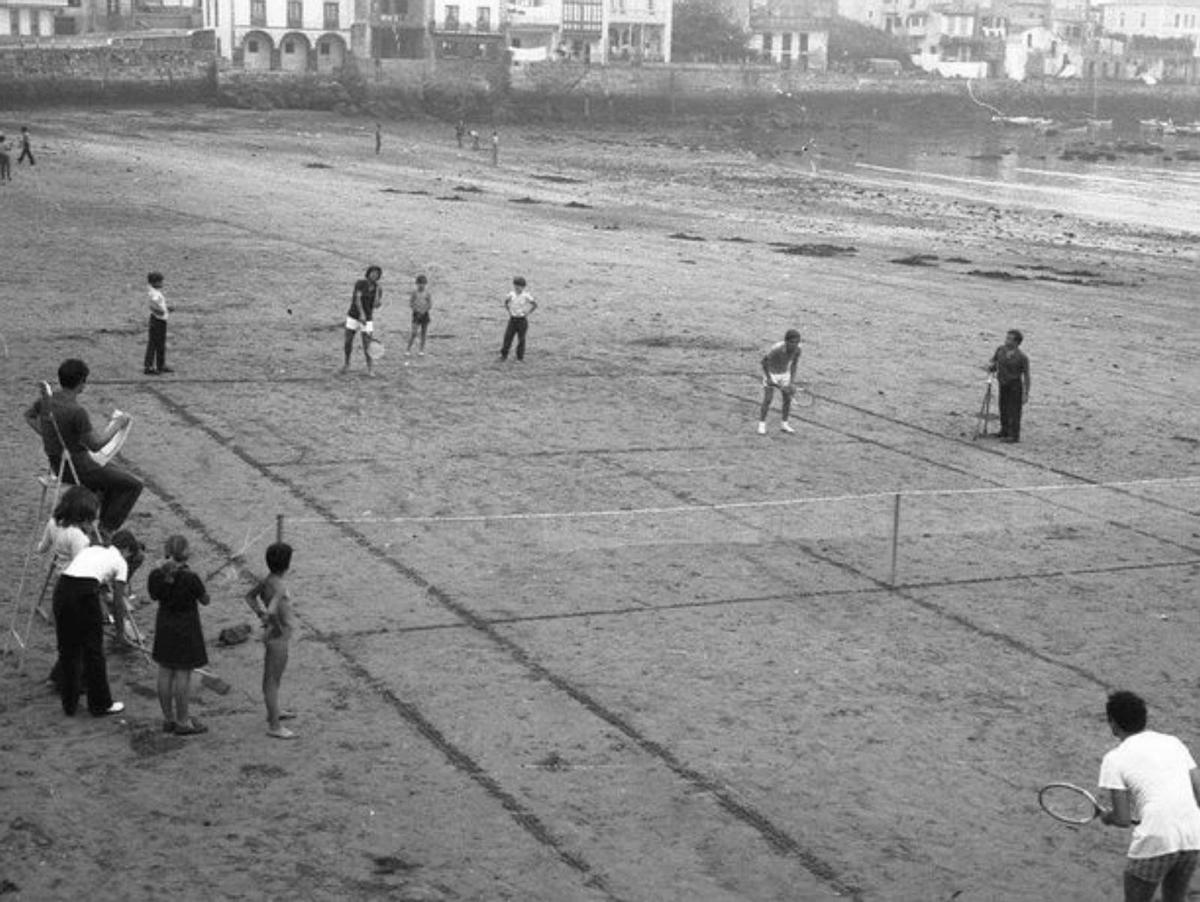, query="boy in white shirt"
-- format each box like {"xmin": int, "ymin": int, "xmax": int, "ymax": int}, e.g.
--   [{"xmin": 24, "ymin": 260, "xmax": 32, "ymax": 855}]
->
[
  {"xmin": 500, "ymin": 276, "xmax": 537, "ymax": 362},
  {"xmin": 144, "ymin": 271, "xmax": 172, "ymax": 375}
]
